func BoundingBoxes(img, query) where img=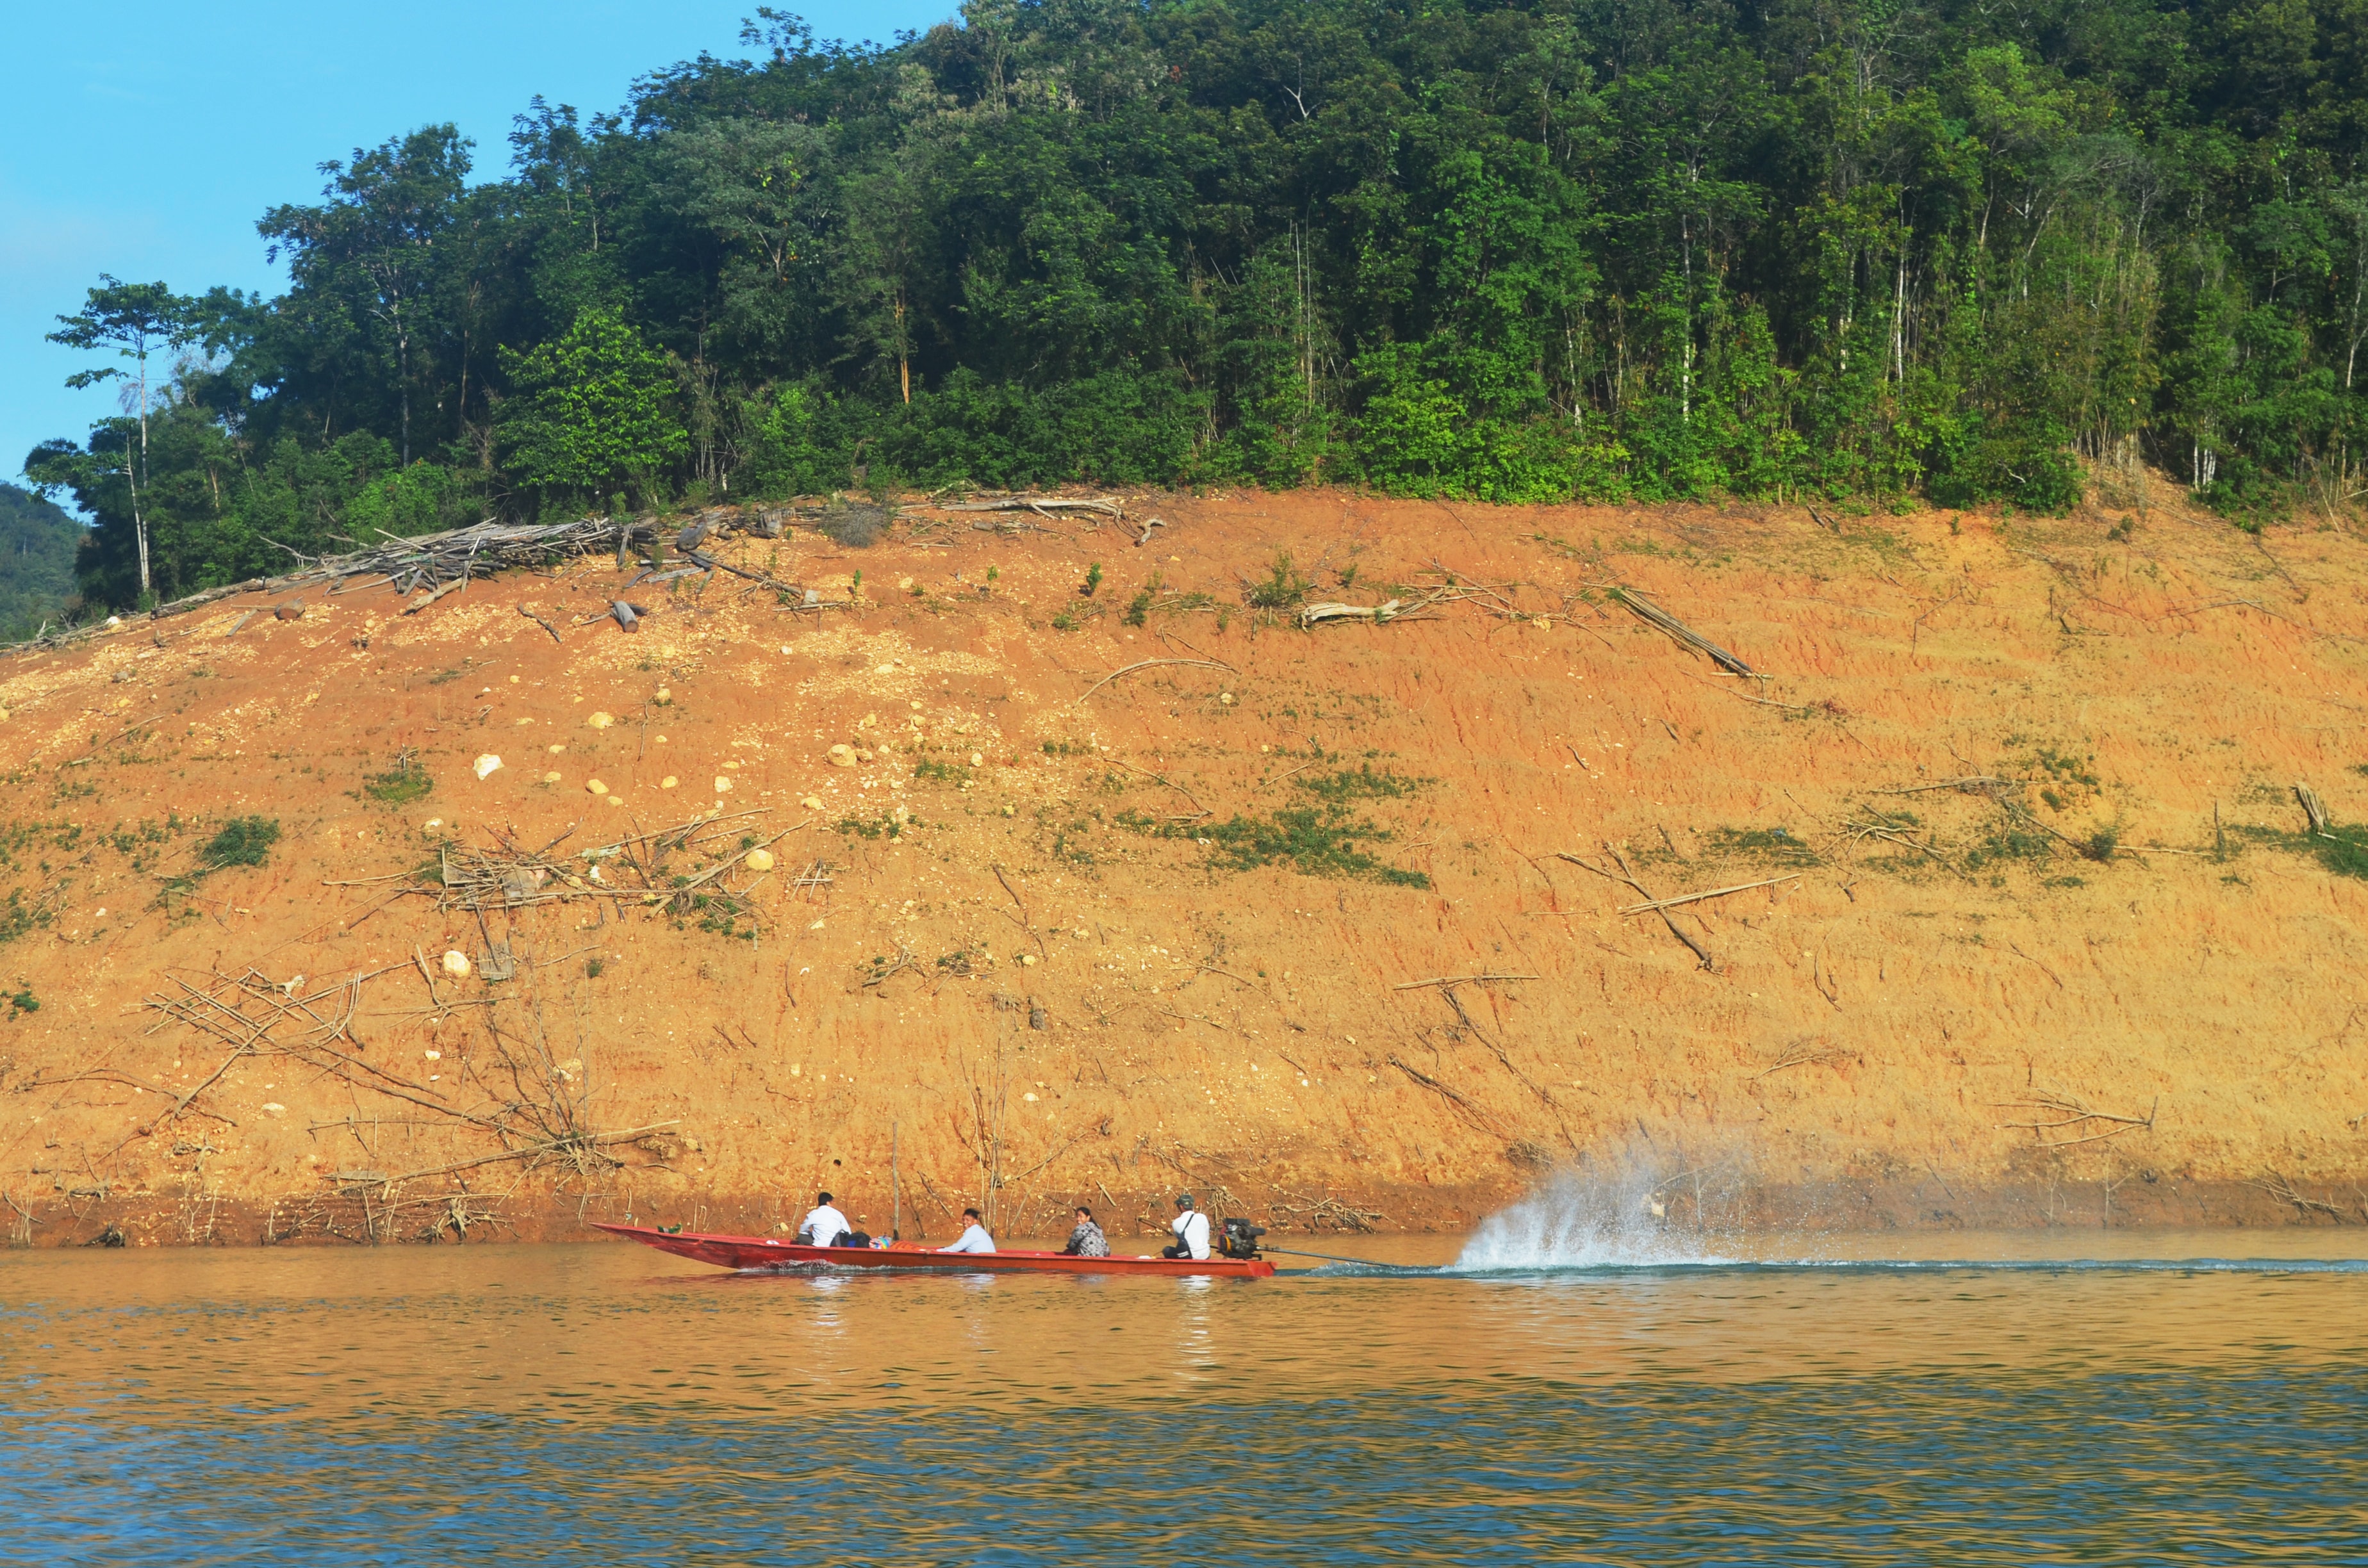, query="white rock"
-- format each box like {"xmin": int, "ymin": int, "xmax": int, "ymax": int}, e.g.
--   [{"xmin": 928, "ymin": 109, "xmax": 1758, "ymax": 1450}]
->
[
  {"xmin": 473, "ymin": 754, "xmax": 502, "ymax": 779},
  {"xmin": 714, "ymin": 776, "xmax": 733, "ymax": 792},
  {"xmin": 801, "ymin": 795, "xmax": 825, "ymax": 810},
  {"xmin": 744, "ymin": 848, "xmax": 775, "ymax": 872},
  {"xmin": 588, "ymin": 780, "xmax": 609, "ymax": 796},
  {"xmin": 441, "ymin": 950, "xmax": 472, "ymax": 978},
  {"xmin": 587, "ymin": 712, "xmax": 614, "ymax": 730},
  {"xmin": 826, "ymin": 744, "xmax": 857, "ymax": 767}
]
